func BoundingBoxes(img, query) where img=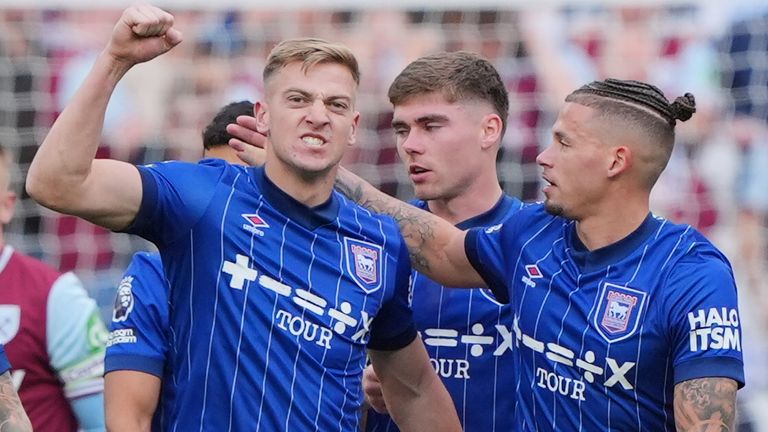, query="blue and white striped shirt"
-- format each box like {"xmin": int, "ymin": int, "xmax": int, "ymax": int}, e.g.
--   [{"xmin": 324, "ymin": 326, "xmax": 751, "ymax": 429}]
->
[
  {"xmin": 367, "ymin": 194, "xmax": 524, "ymax": 432},
  {"xmin": 466, "ymin": 205, "xmax": 744, "ymax": 431},
  {"xmin": 126, "ymin": 160, "xmax": 415, "ymax": 431}
]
